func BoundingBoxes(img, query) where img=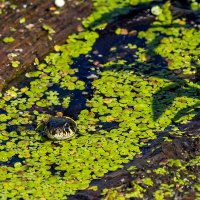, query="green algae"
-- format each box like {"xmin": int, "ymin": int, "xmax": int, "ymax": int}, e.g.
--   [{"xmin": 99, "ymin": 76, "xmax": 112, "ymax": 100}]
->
[{"xmin": 0, "ymin": 0, "xmax": 200, "ymax": 199}]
